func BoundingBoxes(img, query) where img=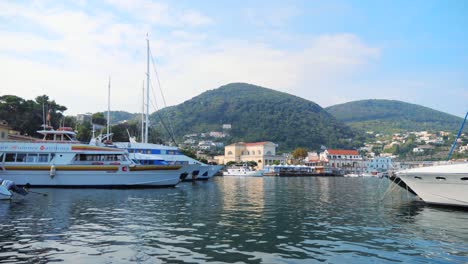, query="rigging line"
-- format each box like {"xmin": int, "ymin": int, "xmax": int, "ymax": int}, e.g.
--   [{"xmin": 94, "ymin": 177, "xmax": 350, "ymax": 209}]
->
[
  {"xmin": 148, "ymin": 47, "xmax": 177, "ymax": 139},
  {"xmin": 148, "ymin": 76, "xmax": 178, "ymax": 145}
]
